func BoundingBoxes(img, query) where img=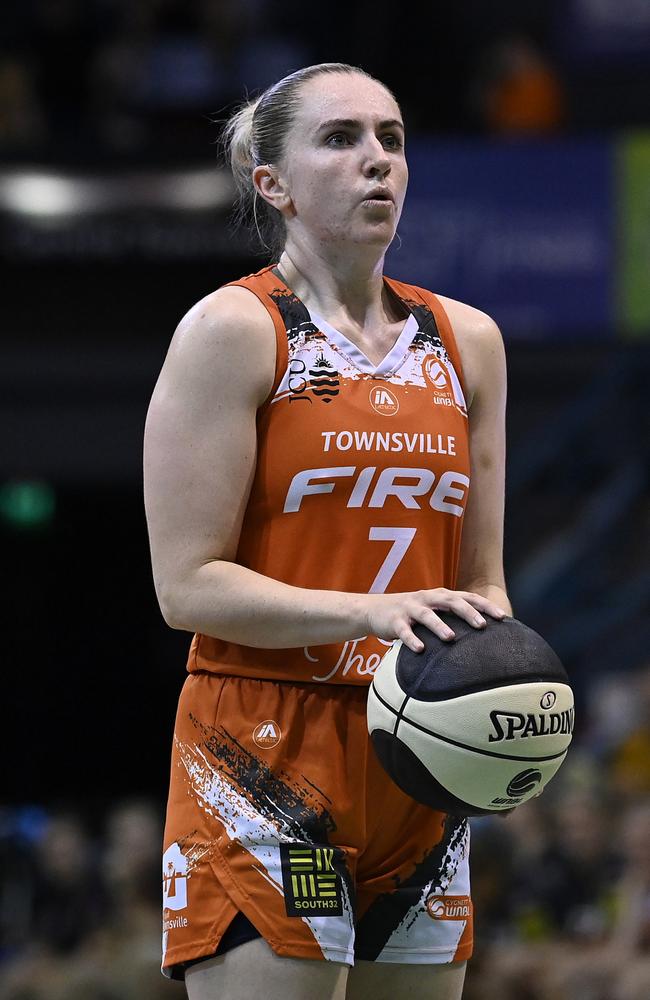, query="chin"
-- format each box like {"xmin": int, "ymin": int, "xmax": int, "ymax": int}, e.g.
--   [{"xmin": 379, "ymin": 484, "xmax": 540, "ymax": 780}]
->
[
  {"xmin": 319, "ymin": 225, "xmax": 393, "ymax": 253},
  {"xmin": 354, "ymin": 229, "xmax": 395, "ymax": 248}
]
